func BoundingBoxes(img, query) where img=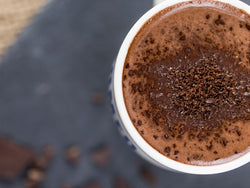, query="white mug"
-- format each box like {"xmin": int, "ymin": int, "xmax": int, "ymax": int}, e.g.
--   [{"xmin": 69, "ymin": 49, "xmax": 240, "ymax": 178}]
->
[{"xmin": 108, "ymin": 0, "xmax": 250, "ymax": 175}]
